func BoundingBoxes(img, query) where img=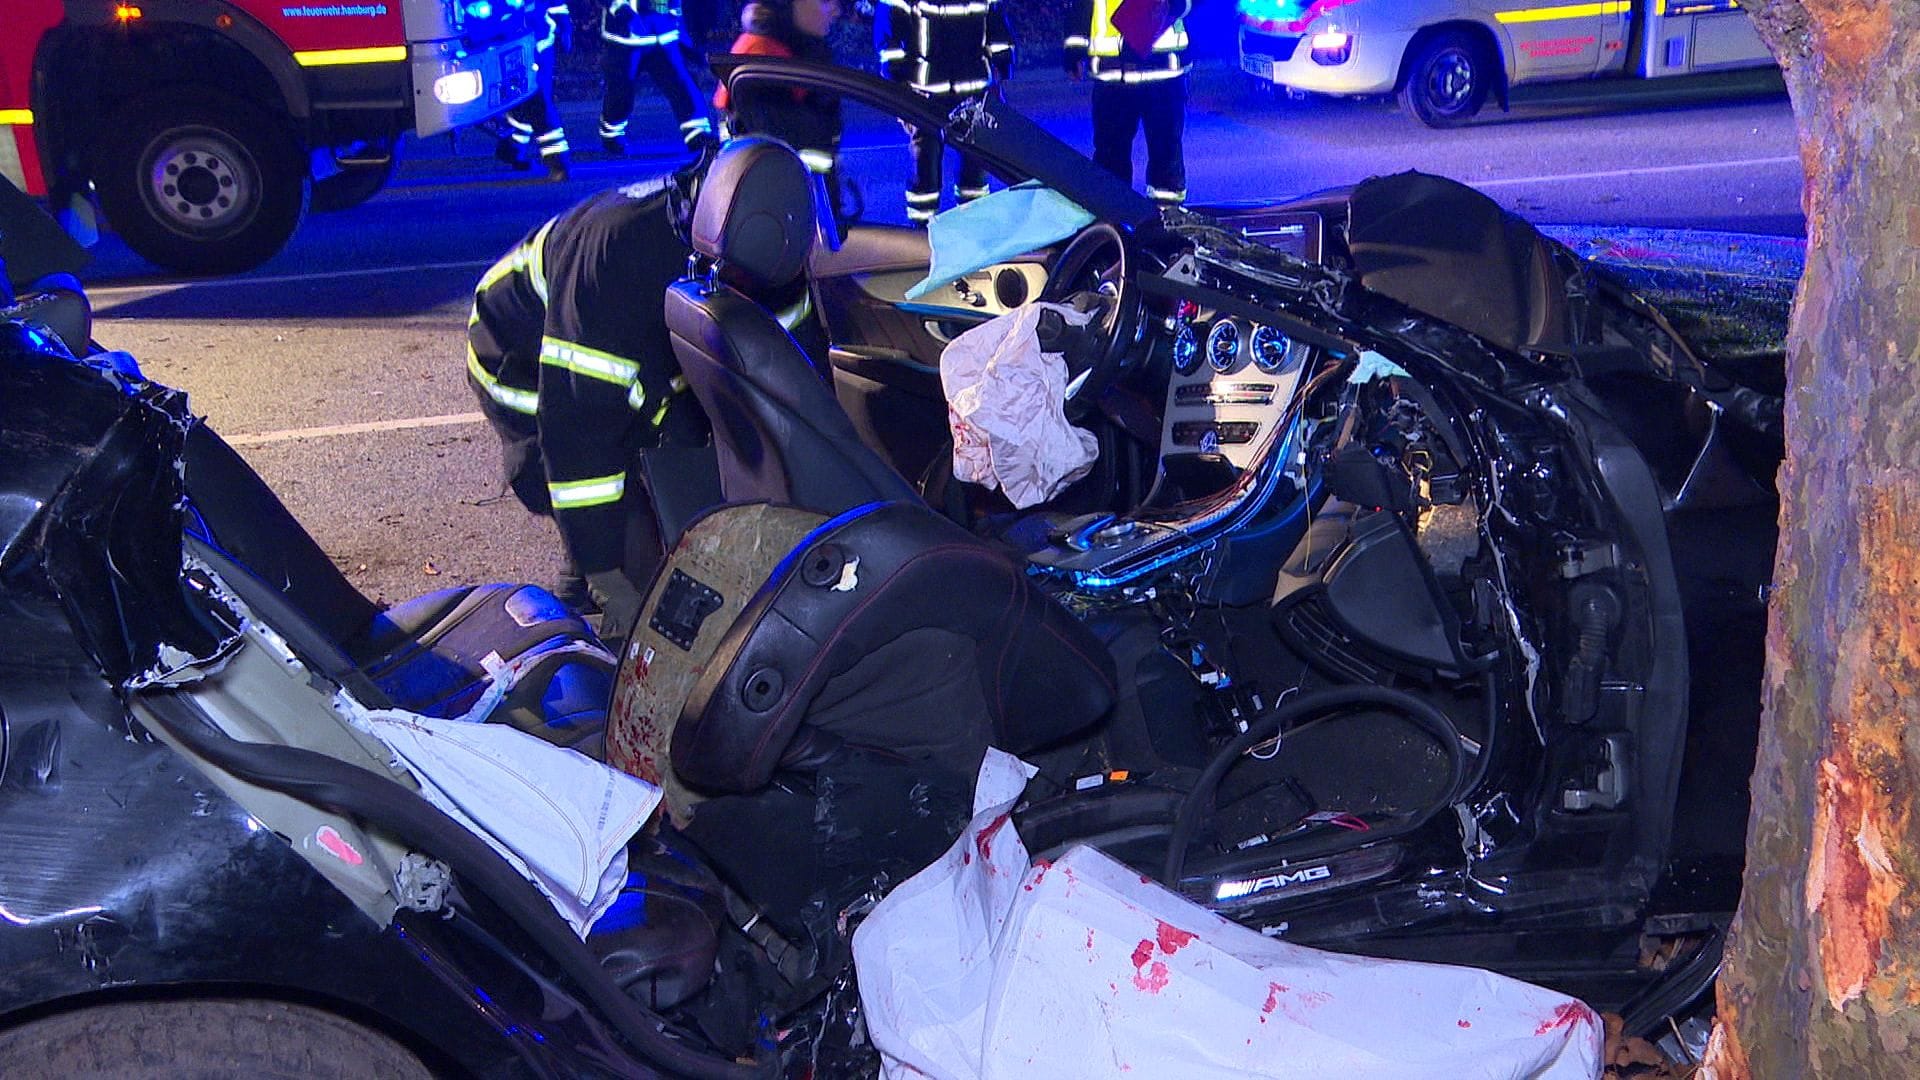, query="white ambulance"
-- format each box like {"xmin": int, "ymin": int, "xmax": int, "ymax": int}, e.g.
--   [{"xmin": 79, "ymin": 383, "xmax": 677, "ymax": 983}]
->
[{"xmin": 1236, "ymin": 0, "xmax": 1773, "ymax": 127}]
